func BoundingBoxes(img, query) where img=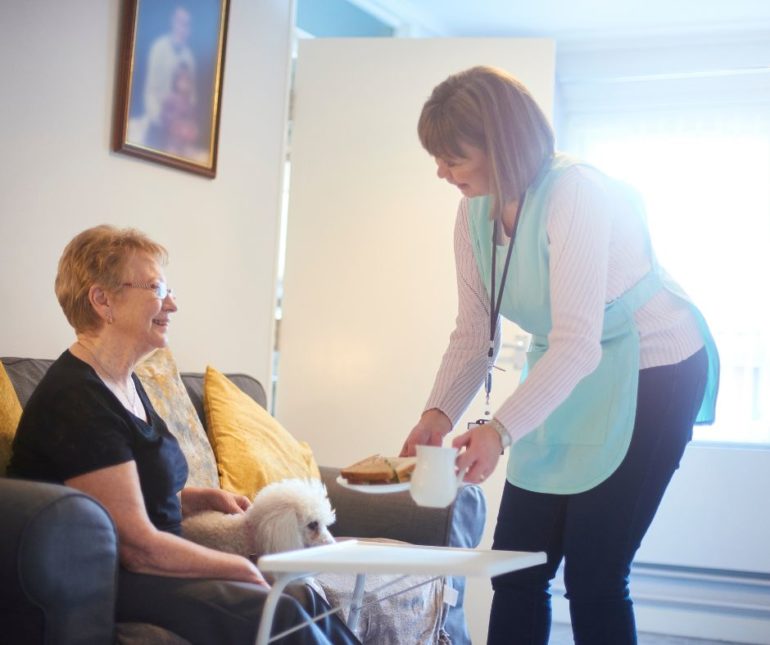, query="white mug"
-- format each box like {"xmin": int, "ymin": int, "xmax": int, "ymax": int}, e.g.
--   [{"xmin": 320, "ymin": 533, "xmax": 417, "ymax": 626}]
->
[{"xmin": 409, "ymin": 445, "xmax": 464, "ymax": 508}]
